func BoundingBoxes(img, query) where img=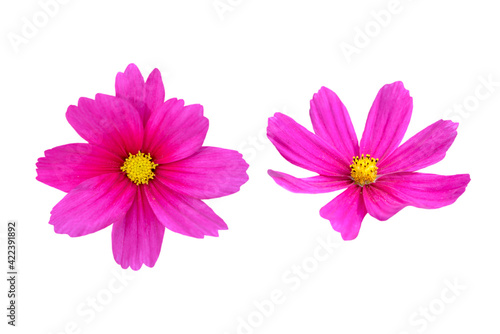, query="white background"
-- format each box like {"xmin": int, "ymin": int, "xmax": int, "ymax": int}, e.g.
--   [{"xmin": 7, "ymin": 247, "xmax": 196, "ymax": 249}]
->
[{"xmin": 1, "ymin": 0, "xmax": 499, "ymax": 333}]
